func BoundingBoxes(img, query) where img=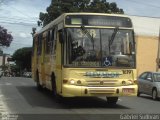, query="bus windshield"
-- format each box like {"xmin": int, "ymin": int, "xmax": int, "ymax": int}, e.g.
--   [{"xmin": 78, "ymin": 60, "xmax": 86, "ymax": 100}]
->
[{"xmin": 64, "ymin": 28, "xmax": 135, "ymax": 68}]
